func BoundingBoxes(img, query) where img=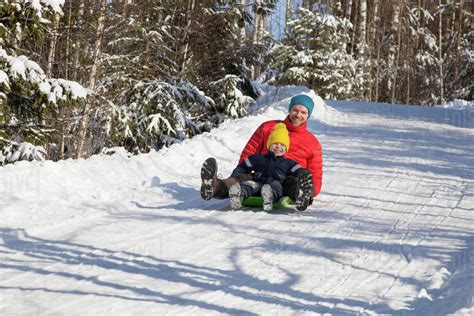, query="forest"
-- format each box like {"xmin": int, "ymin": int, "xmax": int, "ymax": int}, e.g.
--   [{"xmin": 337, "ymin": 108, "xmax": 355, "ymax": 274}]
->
[{"xmin": 0, "ymin": 0, "xmax": 472, "ymax": 164}]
